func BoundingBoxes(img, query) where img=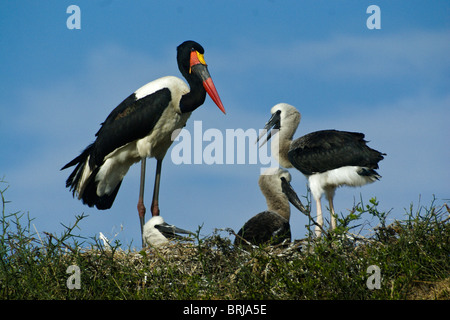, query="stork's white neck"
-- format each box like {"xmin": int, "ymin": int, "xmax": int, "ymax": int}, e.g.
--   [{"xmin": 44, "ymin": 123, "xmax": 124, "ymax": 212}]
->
[
  {"xmin": 266, "ymin": 193, "xmax": 290, "ymax": 221},
  {"xmin": 258, "ymin": 170, "xmax": 291, "ymax": 220},
  {"xmin": 271, "ymin": 131, "xmax": 294, "ymax": 168},
  {"xmin": 270, "ymin": 104, "xmax": 301, "ymax": 169}
]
